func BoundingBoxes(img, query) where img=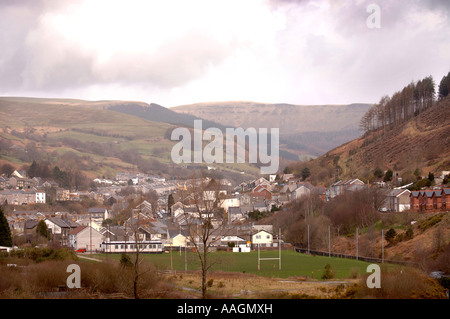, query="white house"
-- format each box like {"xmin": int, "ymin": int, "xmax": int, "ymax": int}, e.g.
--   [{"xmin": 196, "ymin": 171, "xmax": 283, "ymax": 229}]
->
[
  {"xmin": 252, "ymin": 230, "xmax": 273, "ymax": 247},
  {"xmin": 69, "ymin": 226, "xmax": 103, "ymax": 252},
  {"xmin": 220, "ymin": 196, "xmax": 240, "ymax": 212},
  {"xmin": 35, "ymin": 191, "xmax": 46, "ymax": 204},
  {"xmin": 167, "ymin": 229, "xmax": 188, "ymax": 248}
]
